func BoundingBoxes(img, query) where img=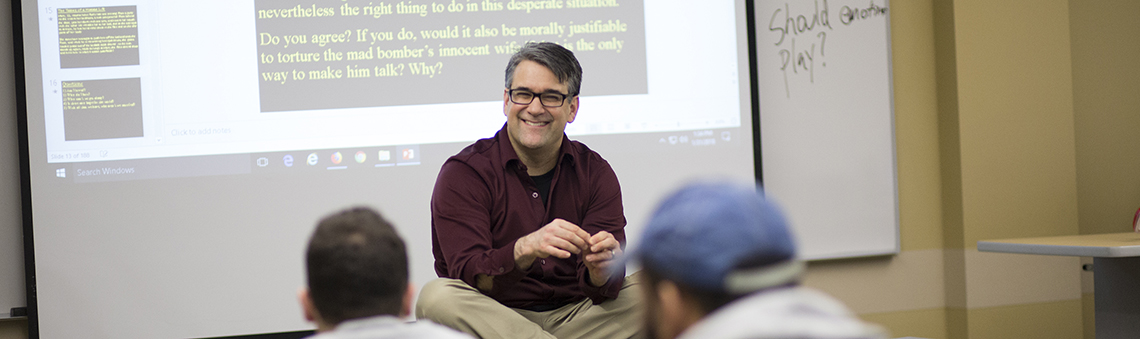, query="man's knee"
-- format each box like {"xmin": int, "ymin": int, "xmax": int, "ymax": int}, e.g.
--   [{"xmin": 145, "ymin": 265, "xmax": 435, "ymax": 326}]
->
[
  {"xmin": 610, "ymin": 272, "xmax": 647, "ymax": 315},
  {"xmin": 417, "ymin": 278, "xmax": 468, "ymax": 318},
  {"xmin": 625, "ymin": 271, "xmax": 645, "ymax": 287}
]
